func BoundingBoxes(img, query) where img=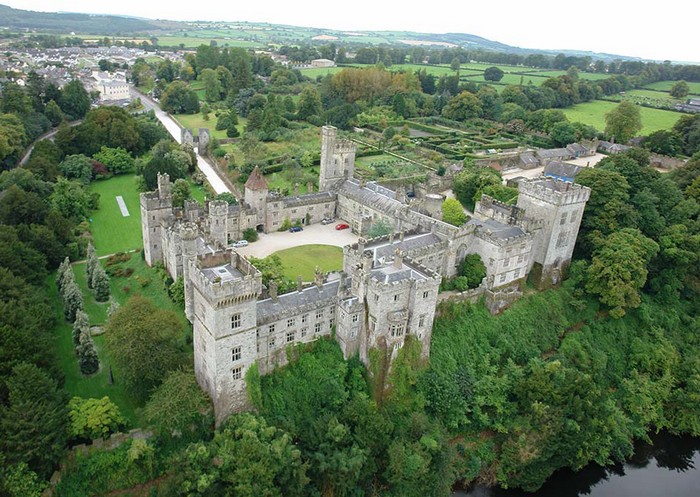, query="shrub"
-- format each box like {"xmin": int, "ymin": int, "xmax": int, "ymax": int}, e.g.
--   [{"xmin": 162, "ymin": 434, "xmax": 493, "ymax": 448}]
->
[
  {"xmin": 243, "ymin": 227, "xmax": 259, "ymax": 242},
  {"xmin": 68, "ymin": 397, "xmax": 126, "ymax": 440}
]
